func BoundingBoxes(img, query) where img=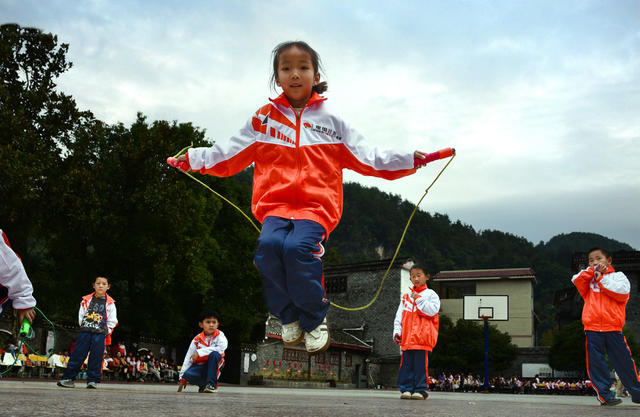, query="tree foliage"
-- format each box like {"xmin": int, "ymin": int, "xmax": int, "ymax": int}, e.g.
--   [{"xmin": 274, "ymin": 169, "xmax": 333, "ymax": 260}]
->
[
  {"xmin": 1, "ymin": 25, "xmax": 263, "ymax": 348},
  {"xmin": 430, "ymin": 316, "xmax": 519, "ymax": 375}
]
